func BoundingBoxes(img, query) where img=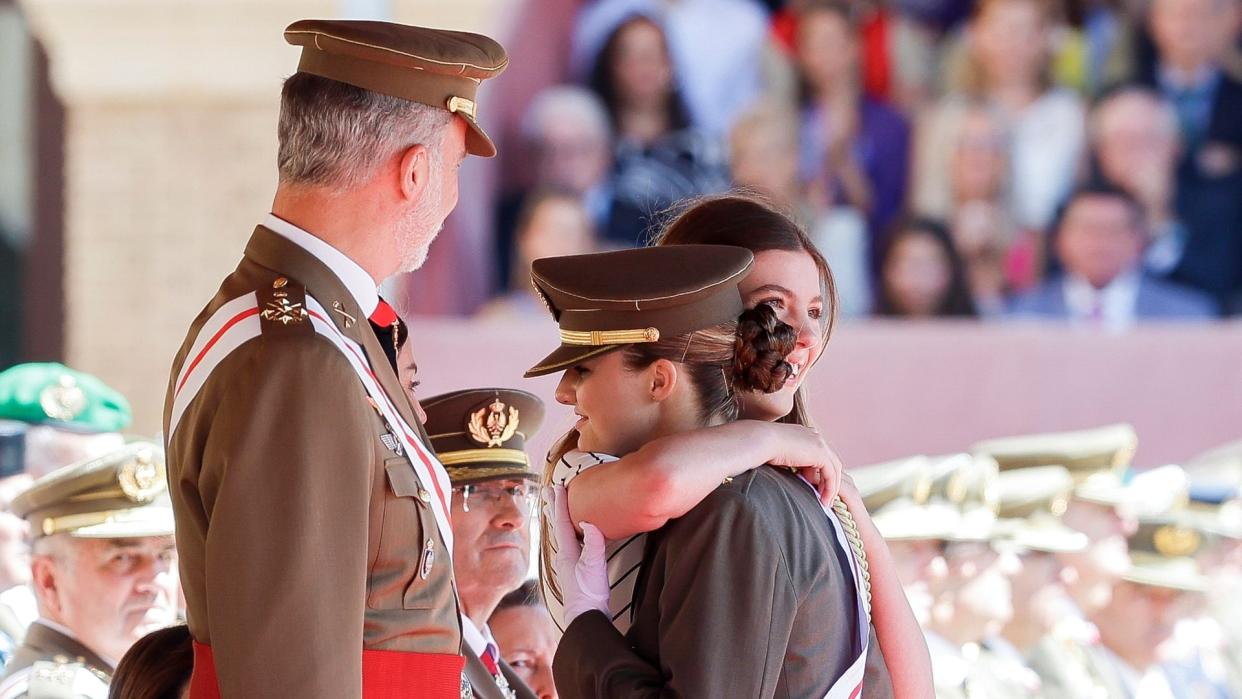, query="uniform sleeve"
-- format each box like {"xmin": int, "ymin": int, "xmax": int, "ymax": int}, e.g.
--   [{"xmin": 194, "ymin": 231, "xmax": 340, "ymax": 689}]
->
[
  {"xmin": 199, "ymin": 335, "xmax": 375, "ymax": 698},
  {"xmin": 553, "ymin": 490, "xmax": 798, "ymax": 699}
]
